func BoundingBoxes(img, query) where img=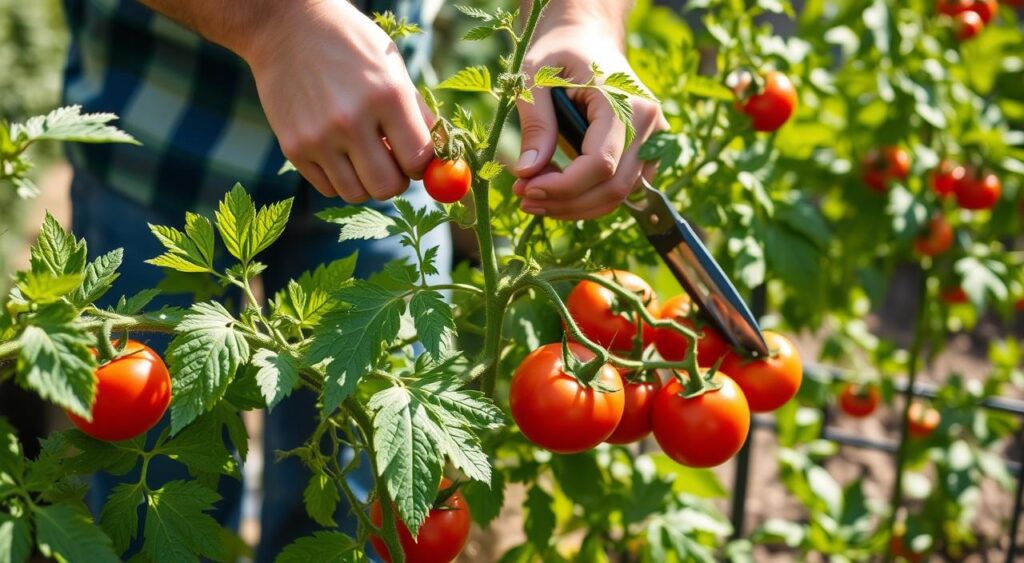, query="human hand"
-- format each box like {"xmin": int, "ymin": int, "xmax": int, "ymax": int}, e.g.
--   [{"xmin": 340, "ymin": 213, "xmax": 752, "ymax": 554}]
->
[
  {"xmin": 513, "ymin": 13, "xmax": 667, "ymax": 220},
  {"xmin": 238, "ymin": 1, "xmax": 434, "ymax": 202}
]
